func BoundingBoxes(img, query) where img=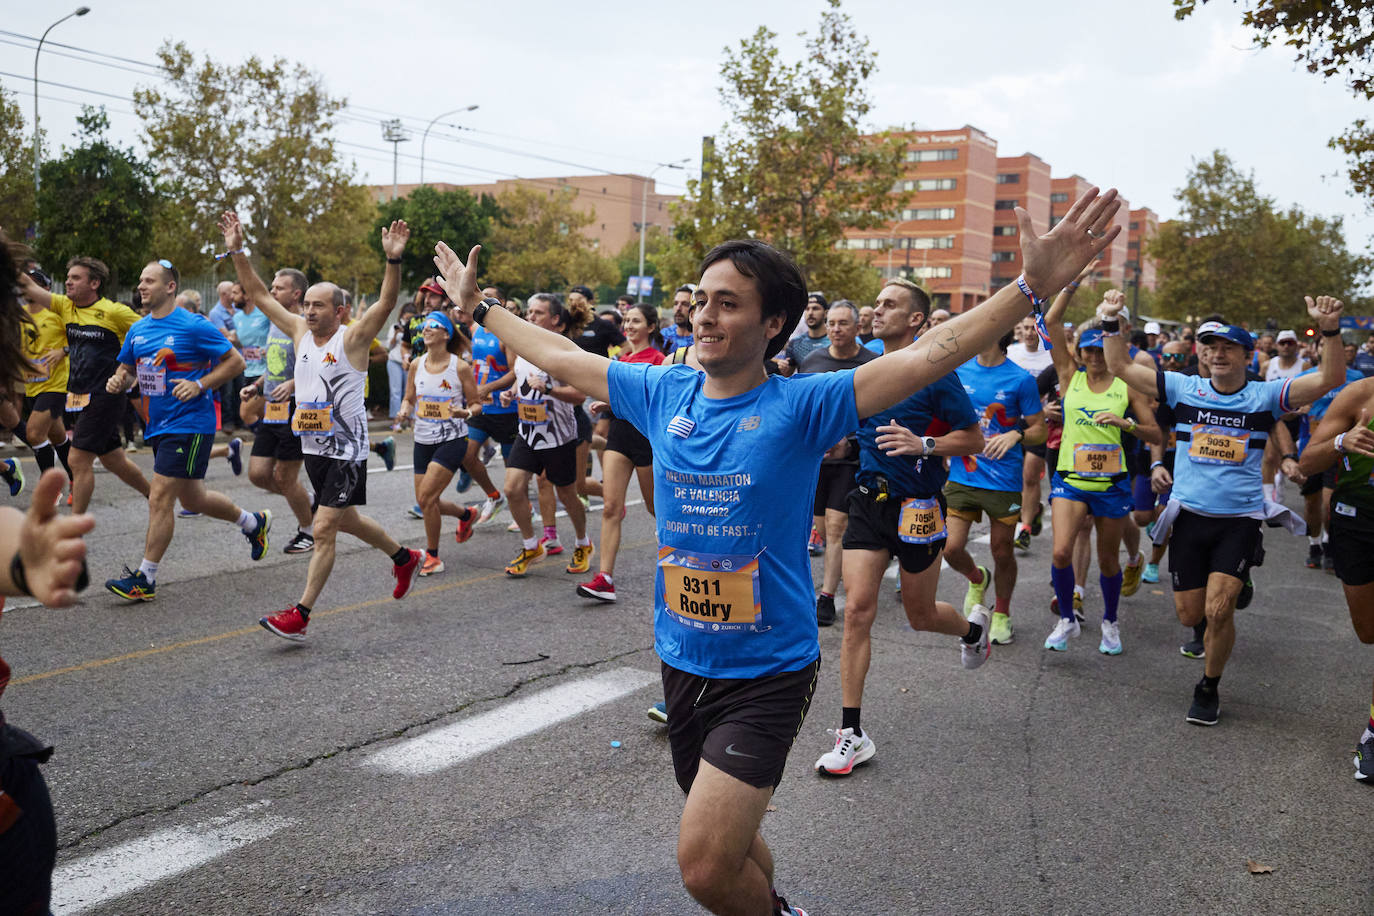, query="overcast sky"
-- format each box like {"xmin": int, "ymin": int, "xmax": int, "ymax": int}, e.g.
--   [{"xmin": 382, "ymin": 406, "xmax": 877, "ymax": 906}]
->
[{"xmin": 7, "ymin": 0, "xmax": 1370, "ymax": 263}]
